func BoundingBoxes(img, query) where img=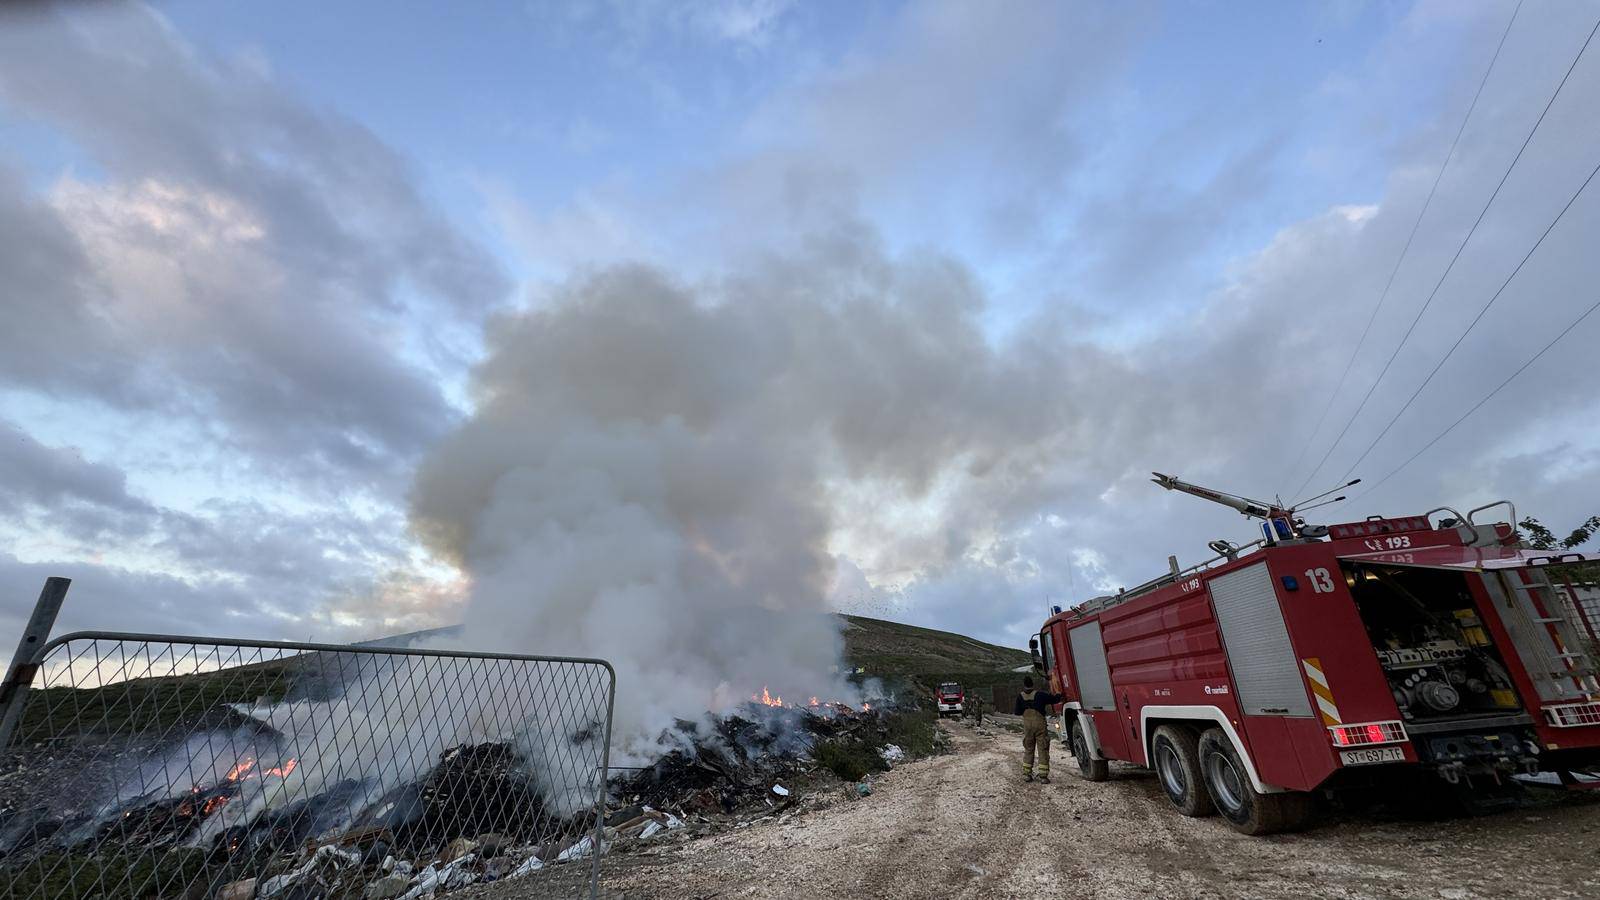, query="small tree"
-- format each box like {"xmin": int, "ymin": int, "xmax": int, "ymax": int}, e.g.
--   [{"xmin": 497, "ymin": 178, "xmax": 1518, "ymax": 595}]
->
[{"xmin": 1520, "ymin": 516, "xmax": 1600, "ymax": 551}]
